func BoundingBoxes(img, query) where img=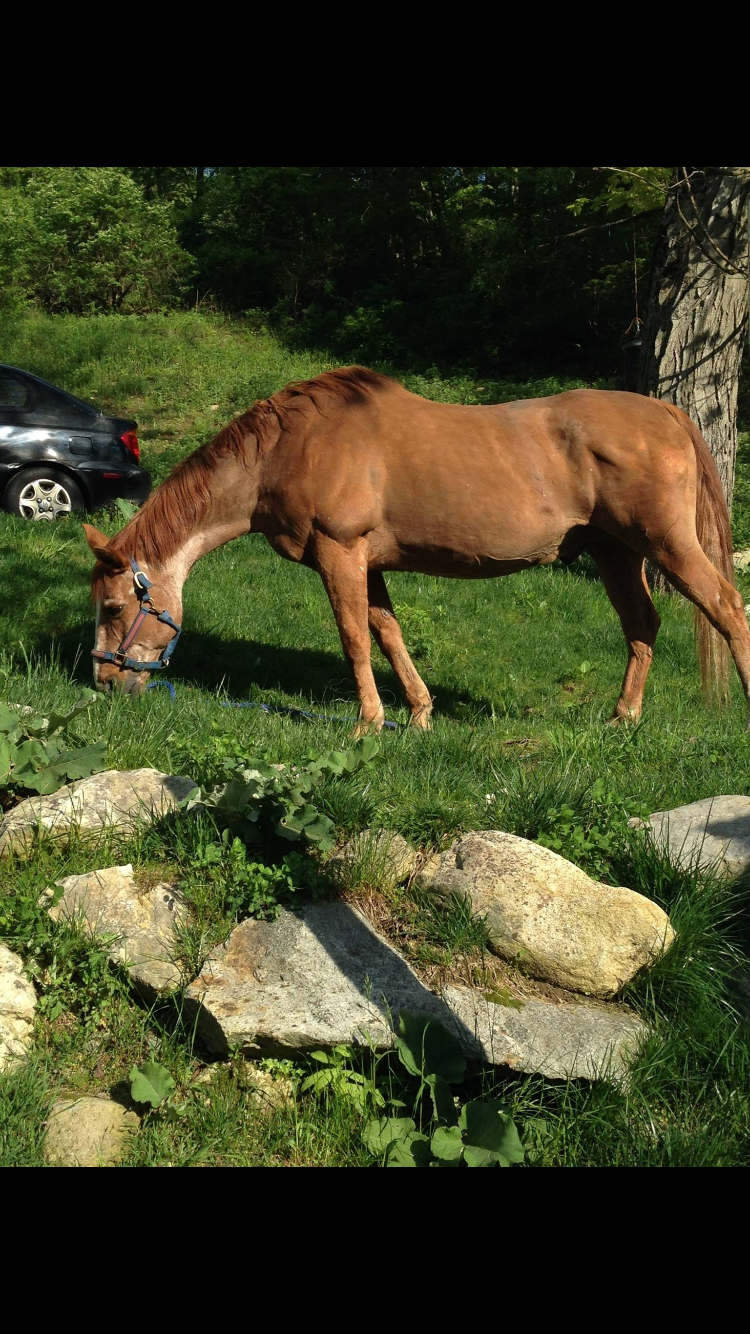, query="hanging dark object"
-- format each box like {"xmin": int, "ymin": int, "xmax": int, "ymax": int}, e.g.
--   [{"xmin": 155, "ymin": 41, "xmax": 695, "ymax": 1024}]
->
[{"xmin": 622, "ymin": 222, "xmax": 643, "ymax": 392}]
